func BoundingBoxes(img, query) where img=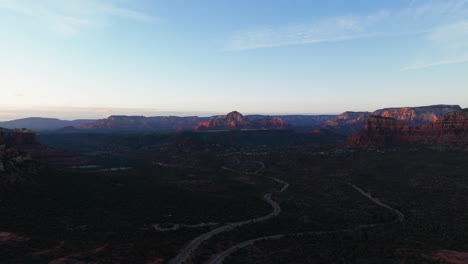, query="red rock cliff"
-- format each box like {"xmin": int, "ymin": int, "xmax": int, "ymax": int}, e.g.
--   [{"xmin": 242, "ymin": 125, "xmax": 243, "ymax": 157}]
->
[
  {"xmin": 347, "ymin": 109, "xmax": 468, "ymax": 148},
  {"xmin": 195, "ymin": 111, "xmax": 288, "ymax": 130},
  {"xmin": 371, "ymin": 105, "xmax": 461, "ymax": 126}
]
